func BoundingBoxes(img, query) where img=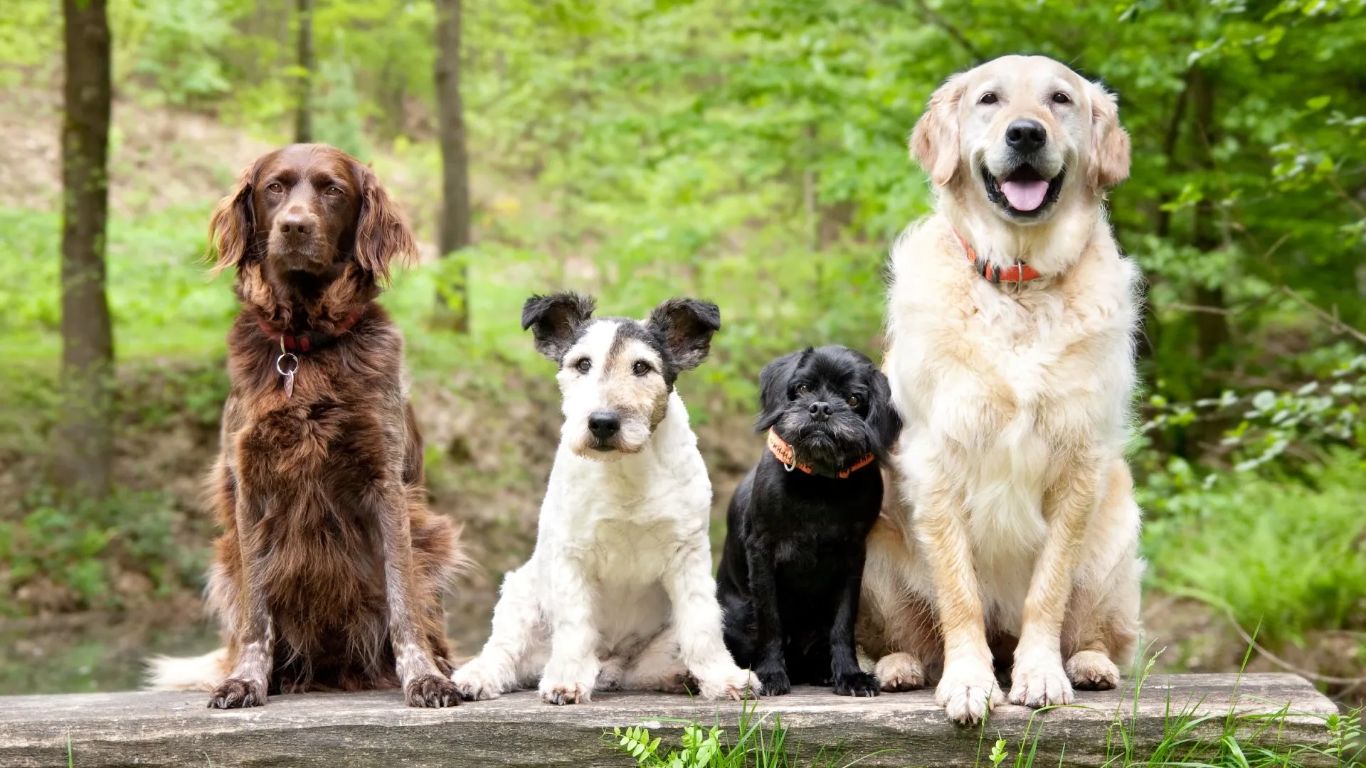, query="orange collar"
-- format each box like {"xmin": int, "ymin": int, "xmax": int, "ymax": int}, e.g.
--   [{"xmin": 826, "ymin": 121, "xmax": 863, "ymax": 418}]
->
[
  {"xmin": 955, "ymin": 230, "xmax": 1042, "ymax": 285},
  {"xmin": 766, "ymin": 429, "xmax": 876, "ymax": 480}
]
